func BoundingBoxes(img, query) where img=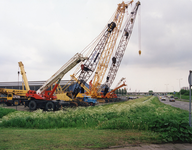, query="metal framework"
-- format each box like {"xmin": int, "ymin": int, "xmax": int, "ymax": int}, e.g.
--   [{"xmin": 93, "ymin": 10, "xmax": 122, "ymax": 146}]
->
[
  {"xmin": 90, "ymin": 1, "xmax": 132, "ymax": 98},
  {"xmin": 103, "ymin": 1, "xmax": 141, "ymax": 95},
  {"xmin": 72, "ymin": 1, "xmax": 131, "ymax": 98}
]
